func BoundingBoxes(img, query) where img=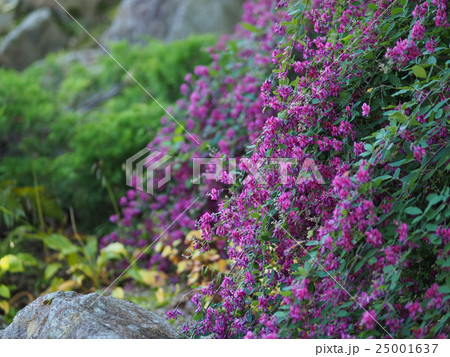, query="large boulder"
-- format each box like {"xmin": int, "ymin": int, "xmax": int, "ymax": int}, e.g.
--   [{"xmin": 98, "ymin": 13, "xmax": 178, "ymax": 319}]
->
[
  {"xmin": 167, "ymin": 0, "xmax": 245, "ymax": 42},
  {"xmin": 17, "ymin": 0, "xmax": 119, "ymax": 23},
  {"xmin": 103, "ymin": 0, "xmax": 245, "ymax": 43},
  {"xmin": 0, "ymin": 7, "xmax": 69, "ymax": 70},
  {"xmin": 102, "ymin": 0, "xmax": 182, "ymax": 43},
  {"xmin": 0, "ymin": 291, "xmax": 177, "ymax": 339},
  {"xmin": 0, "ymin": 11, "xmax": 14, "ymax": 36}
]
